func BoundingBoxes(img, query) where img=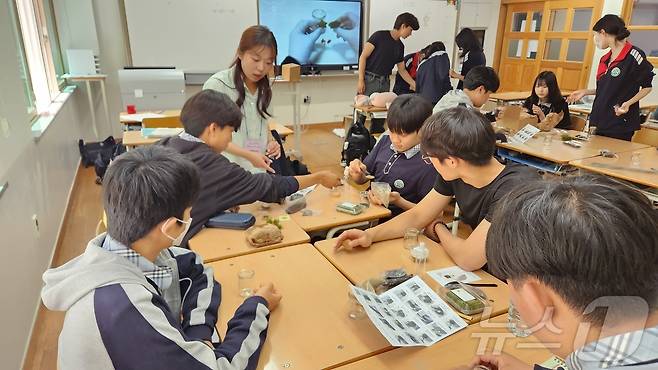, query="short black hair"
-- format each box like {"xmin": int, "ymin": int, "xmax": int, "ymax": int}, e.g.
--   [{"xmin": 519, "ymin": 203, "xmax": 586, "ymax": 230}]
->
[
  {"xmin": 386, "ymin": 95, "xmax": 433, "ymax": 134},
  {"xmin": 394, "ymin": 12, "xmax": 419, "ymax": 31},
  {"xmin": 421, "ymin": 41, "xmax": 446, "ymax": 59},
  {"xmin": 487, "ymin": 175, "xmax": 658, "ymax": 326},
  {"xmin": 593, "ymin": 14, "xmax": 630, "ymax": 41},
  {"xmin": 455, "ymin": 28, "xmax": 483, "ymax": 56},
  {"xmin": 420, "ymin": 106, "xmax": 496, "ymax": 166},
  {"xmin": 103, "ymin": 146, "xmax": 200, "ymax": 246},
  {"xmin": 463, "ymin": 66, "xmax": 499, "ymax": 93},
  {"xmin": 181, "ymin": 90, "xmax": 243, "ymax": 137},
  {"xmin": 528, "ymin": 71, "xmax": 564, "ymax": 107}
]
